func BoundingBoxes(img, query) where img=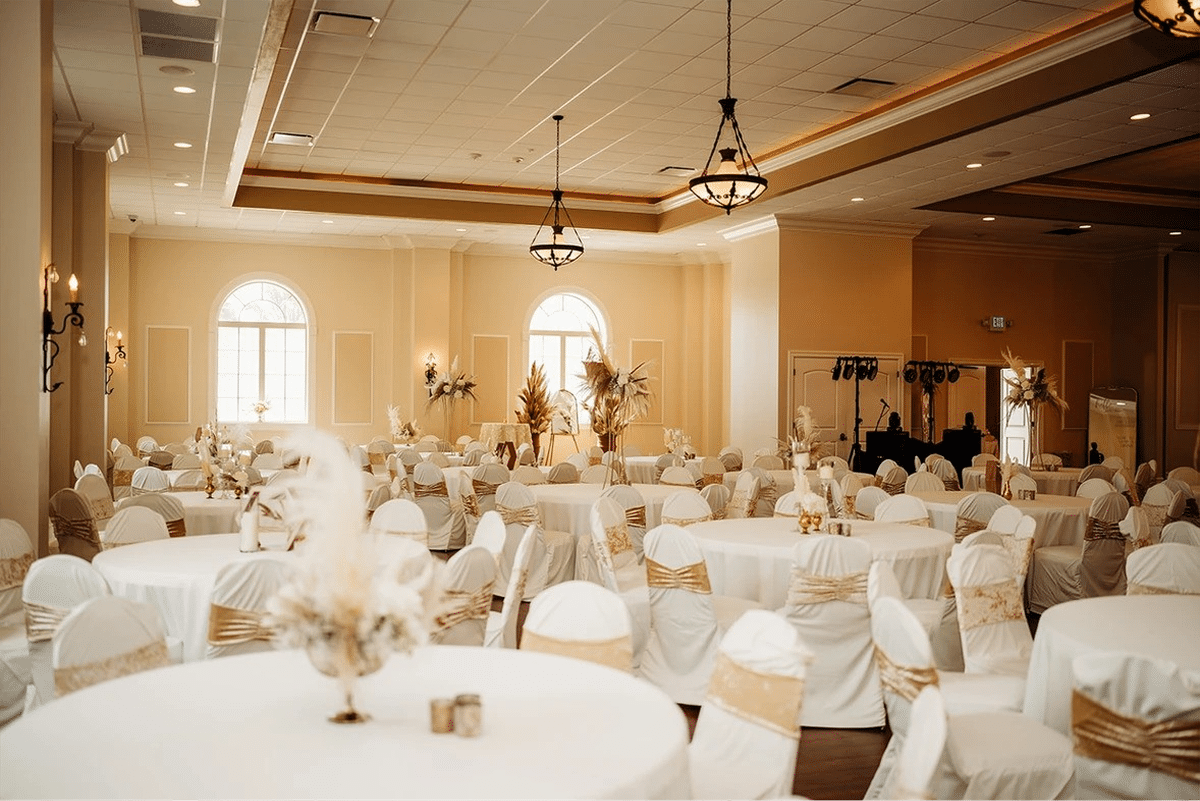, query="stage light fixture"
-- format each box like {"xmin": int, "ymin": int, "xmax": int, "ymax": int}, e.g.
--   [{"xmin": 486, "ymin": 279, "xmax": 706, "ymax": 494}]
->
[
  {"xmin": 933, "ymin": 364, "xmax": 946, "ymax": 383},
  {"xmin": 842, "ymin": 361, "xmax": 854, "ymax": 380},
  {"xmin": 832, "ymin": 359, "xmax": 842, "ymax": 380},
  {"xmin": 903, "ymin": 365, "xmax": 917, "ymax": 383},
  {"xmin": 947, "ymin": 366, "xmax": 960, "ymax": 383}
]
